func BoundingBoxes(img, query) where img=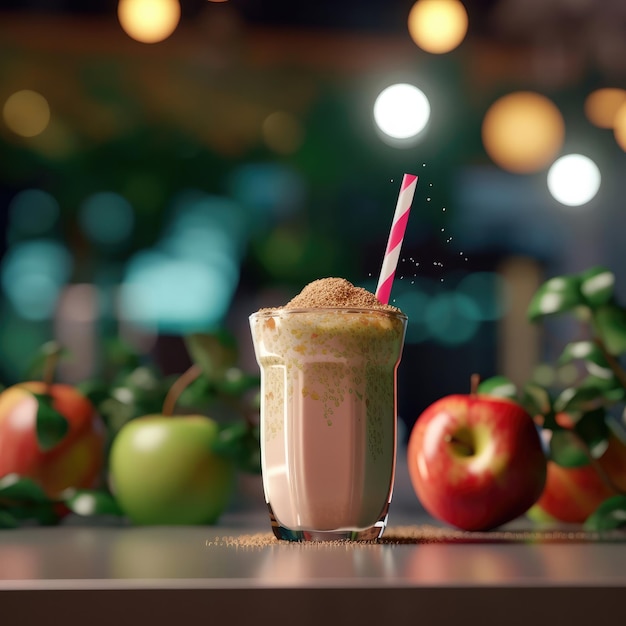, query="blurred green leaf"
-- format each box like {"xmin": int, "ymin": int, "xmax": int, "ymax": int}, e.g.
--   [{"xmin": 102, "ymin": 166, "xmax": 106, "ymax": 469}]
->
[
  {"xmin": 0, "ymin": 509, "xmax": 19, "ymax": 529},
  {"xmin": 584, "ymin": 495, "xmax": 626, "ymax": 531},
  {"xmin": 122, "ymin": 366, "xmax": 165, "ymax": 396},
  {"xmin": 5, "ymin": 503, "xmax": 59, "ymax": 526},
  {"xmin": 216, "ymin": 368, "xmax": 260, "ymax": 397},
  {"xmin": 98, "ymin": 396, "xmax": 136, "ymax": 436},
  {"xmin": 106, "ymin": 366, "xmax": 169, "ymax": 425},
  {"xmin": 25, "ymin": 341, "xmax": 70, "ymax": 381},
  {"xmin": 521, "ymin": 382, "xmax": 553, "ymax": 418},
  {"xmin": 0, "ymin": 475, "xmax": 50, "ymax": 504},
  {"xmin": 212, "ymin": 421, "xmax": 248, "ymax": 454},
  {"xmin": 477, "ymin": 376, "xmax": 517, "ymax": 400},
  {"xmin": 0, "ymin": 476, "xmax": 60, "ymax": 527},
  {"xmin": 573, "ymin": 409, "xmax": 610, "ymax": 459},
  {"xmin": 176, "ymin": 375, "xmax": 217, "ymax": 408},
  {"xmin": 77, "ymin": 379, "xmax": 113, "ymax": 410},
  {"xmin": 549, "ymin": 429, "xmax": 589, "ymax": 467},
  {"xmin": 213, "ymin": 422, "xmax": 261, "ymax": 474},
  {"xmin": 580, "ymin": 266, "xmax": 615, "ymax": 308},
  {"xmin": 527, "ymin": 275, "xmax": 584, "ymax": 322},
  {"xmin": 63, "ymin": 489, "xmax": 123, "ymax": 517},
  {"xmin": 554, "ymin": 385, "xmax": 609, "ymax": 415},
  {"xmin": 592, "ymin": 305, "xmax": 626, "ymax": 356},
  {"xmin": 239, "ymin": 446, "xmax": 261, "ymax": 474},
  {"xmin": 102, "ymin": 338, "xmax": 141, "ymax": 377},
  {"xmin": 578, "ymin": 375, "xmax": 625, "ymax": 402},
  {"xmin": 33, "ymin": 393, "xmax": 69, "ymax": 452},
  {"xmin": 250, "ymin": 390, "xmax": 261, "ymax": 412},
  {"xmin": 558, "ymin": 340, "xmax": 612, "ymax": 375},
  {"xmin": 612, "ymin": 413, "xmax": 626, "ymax": 446},
  {"xmin": 184, "ymin": 332, "xmax": 238, "ymax": 381}
]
